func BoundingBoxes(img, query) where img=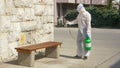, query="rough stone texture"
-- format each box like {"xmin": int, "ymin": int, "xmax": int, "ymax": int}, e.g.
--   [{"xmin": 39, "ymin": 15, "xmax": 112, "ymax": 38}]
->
[
  {"xmin": 44, "ymin": 5, "xmax": 54, "ymax": 16},
  {"xmin": 13, "ymin": 8, "xmax": 25, "ymax": 21},
  {"xmin": 34, "ymin": 0, "xmax": 46, "ymax": 5},
  {"xmin": 45, "ymin": 46, "xmax": 59, "ymax": 58},
  {"xmin": 24, "ymin": 8, "xmax": 35, "ymax": 21},
  {"xmin": 44, "ymin": 0, "xmax": 54, "ymax": 5},
  {"xmin": 34, "ymin": 5, "xmax": 45, "ymax": 16},
  {"xmin": 18, "ymin": 51, "xmax": 35, "ymax": 67},
  {"xmin": 13, "ymin": 0, "xmax": 34, "ymax": 8},
  {"xmin": 0, "ymin": 0, "xmax": 6, "ymax": 15},
  {"xmin": 20, "ymin": 21, "xmax": 37, "ymax": 32},
  {"xmin": 0, "ymin": 33, "xmax": 9, "ymax": 60},
  {"xmin": 5, "ymin": 0, "xmax": 15, "ymax": 15},
  {"xmin": 0, "ymin": 0, "xmax": 54, "ymax": 62},
  {"xmin": 8, "ymin": 23, "xmax": 21, "ymax": 43},
  {"xmin": 0, "ymin": 16, "xmax": 11, "ymax": 32},
  {"xmin": 8, "ymin": 42, "xmax": 18, "ymax": 59}
]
